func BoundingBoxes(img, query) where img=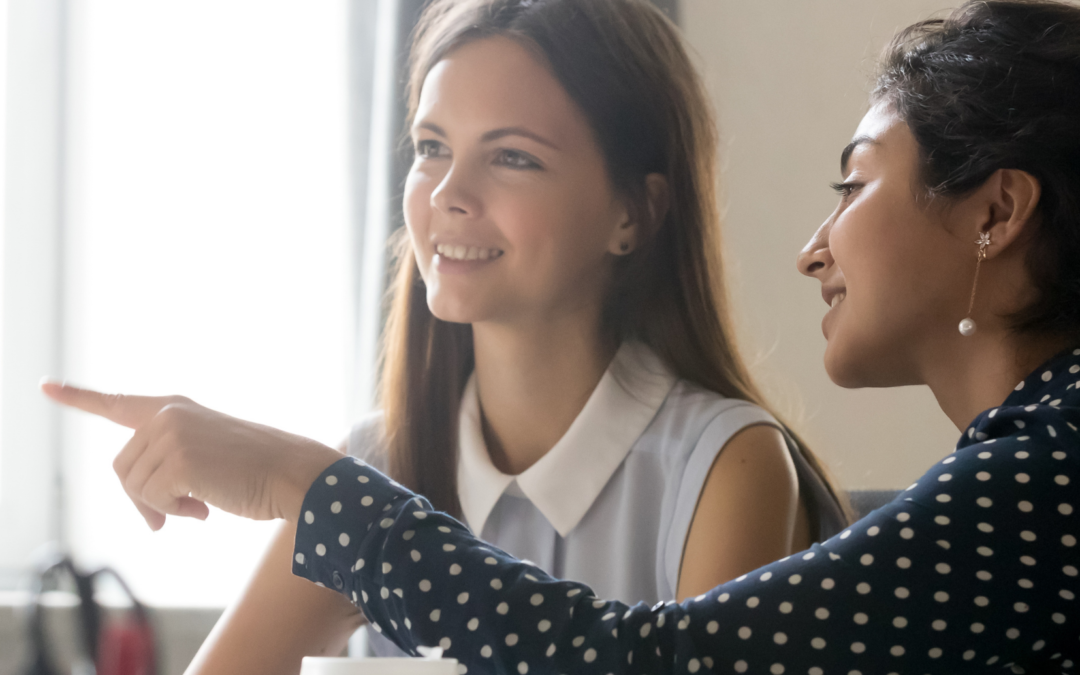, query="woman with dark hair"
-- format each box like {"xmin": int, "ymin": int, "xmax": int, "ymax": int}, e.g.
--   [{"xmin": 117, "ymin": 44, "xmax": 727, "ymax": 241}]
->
[{"xmin": 43, "ymin": 0, "xmax": 1080, "ymax": 672}]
